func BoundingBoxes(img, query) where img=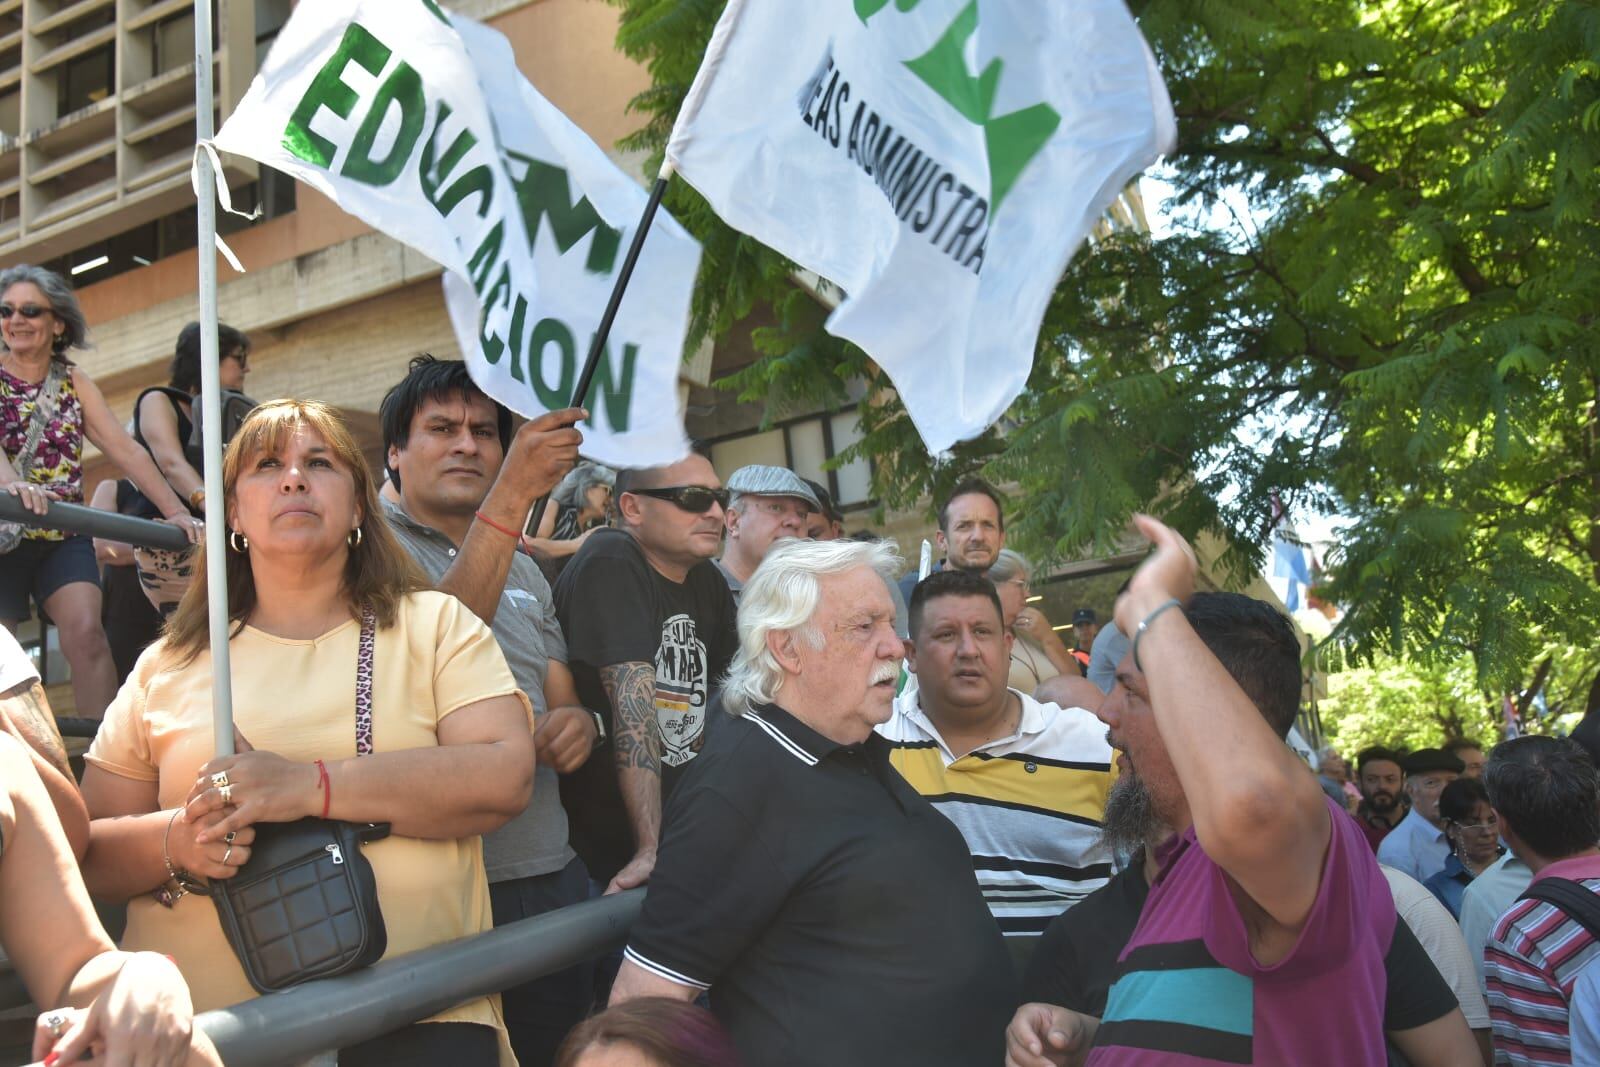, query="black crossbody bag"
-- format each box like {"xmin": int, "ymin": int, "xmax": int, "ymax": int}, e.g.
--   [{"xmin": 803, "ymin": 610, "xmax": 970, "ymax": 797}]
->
[{"xmin": 211, "ymin": 609, "xmax": 391, "ymax": 993}]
